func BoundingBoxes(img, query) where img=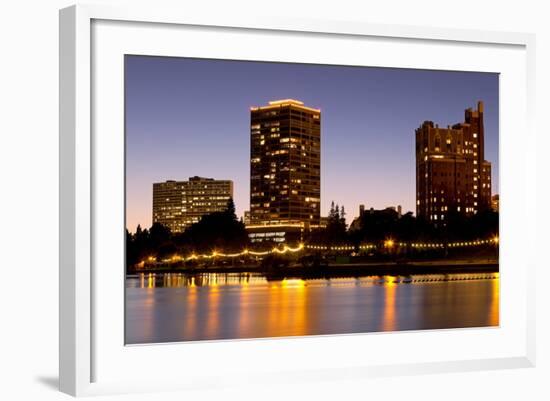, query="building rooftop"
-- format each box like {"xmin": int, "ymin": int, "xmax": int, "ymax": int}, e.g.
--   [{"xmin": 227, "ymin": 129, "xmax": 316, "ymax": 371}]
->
[
  {"xmin": 250, "ymin": 99, "xmax": 321, "ymax": 113},
  {"xmin": 268, "ymin": 99, "xmax": 304, "ymax": 106},
  {"xmin": 156, "ymin": 177, "xmax": 233, "ymax": 184}
]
